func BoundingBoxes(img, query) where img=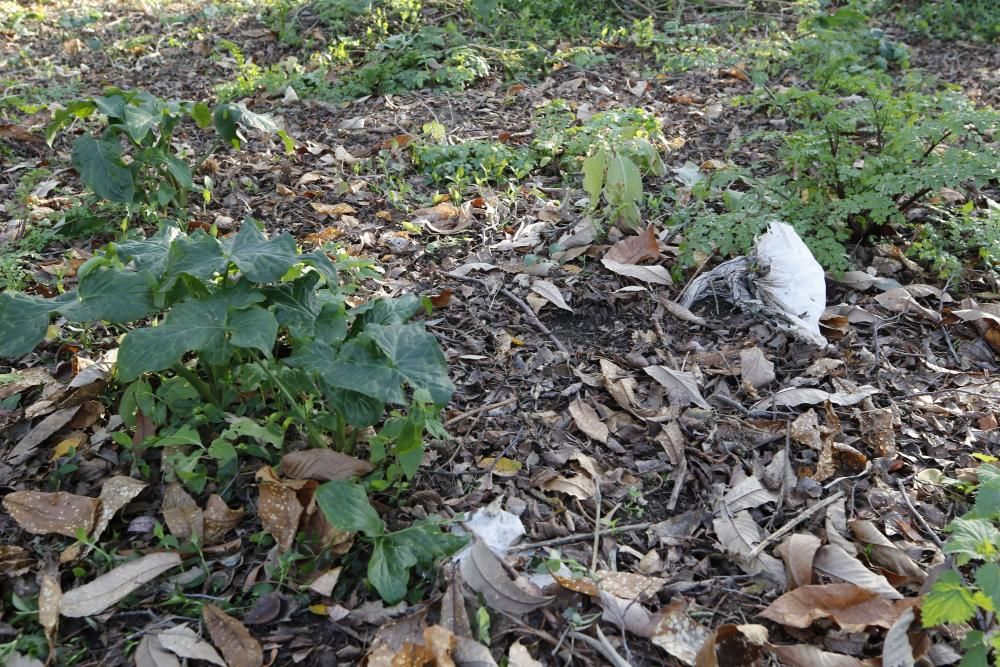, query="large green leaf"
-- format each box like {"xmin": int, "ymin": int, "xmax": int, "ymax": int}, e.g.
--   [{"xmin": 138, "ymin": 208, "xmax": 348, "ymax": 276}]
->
[
  {"xmin": 94, "ymin": 94, "xmax": 127, "ymax": 120},
  {"xmin": 974, "ymin": 563, "xmax": 1000, "ymax": 612},
  {"xmin": 155, "ymin": 151, "xmax": 193, "ymax": 190},
  {"xmin": 582, "ymin": 147, "xmax": 608, "ymax": 208},
  {"xmin": 368, "ymin": 537, "xmax": 416, "ymax": 604},
  {"xmin": 163, "ymin": 230, "xmax": 227, "ymax": 282},
  {"xmin": 944, "ymin": 518, "xmax": 1000, "ymax": 565},
  {"xmin": 45, "ymin": 100, "xmax": 97, "ymax": 145},
  {"xmin": 0, "ymin": 292, "xmax": 66, "ymax": 358},
  {"xmin": 389, "ymin": 520, "xmax": 467, "ymax": 566},
  {"xmin": 265, "ymin": 275, "xmax": 322, "ymax": 339},
  {"xmin": 61, "ymin": 267, "xmax": 156, "ymax": 323},
  {"xmin": 123, "ymin": 101, "xmax": 159, "ymax": 143},
  {"xmin": 324, "ymin": 387, "xmax": 384, "ymax": 428},
  {"xmin": 314, "ymin": 480, "xmax": 385, "ymax": 537},
  {"xmin": 921, "ymin": 570, "xmax": 978, "ymax": 626},
  {"xmin": 115, "ymin": 224, "xmax": 184, "ymax": 277},
  {"xmin": 213, "ymin": 103, "xmax": 242, "ymax": 148},
  {"xmin": 117, "ymin": 298, "xmax": 226, "ymax": 381},
  {"xmin": 226, "ymin": 221, "xmax": 298, "ymax": 283},
  {"xmin": 326, "ymin": 339, "xmax": 407, "ymax": 404},
  {"xmin": 605, "ymin": 152, "xmax": 643, "ymax": 204},
  {"xmin": 365, "ymin": 323, "xmax": 454, "ymax": 405},
  {"xmin": 72, "ymin": 135, "xmax": 135, "ymax": 203},
  {"xmin": 228, "ymin": 307, "xmax": 278, "ymax": 355},
  {"xmin": 353, "ymin": 295, "xmax": 423, "ymax": 328}
]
